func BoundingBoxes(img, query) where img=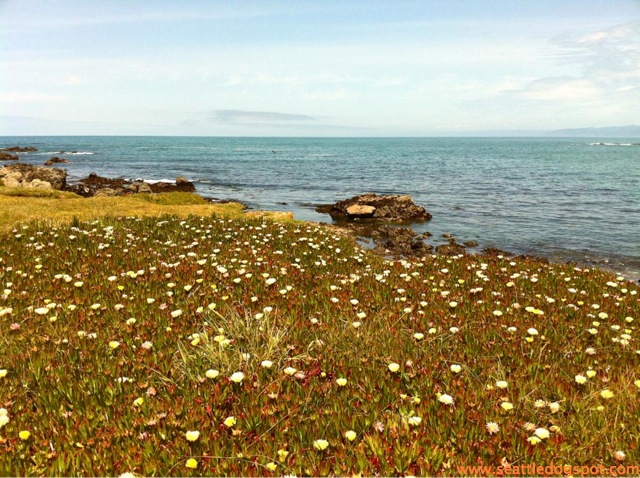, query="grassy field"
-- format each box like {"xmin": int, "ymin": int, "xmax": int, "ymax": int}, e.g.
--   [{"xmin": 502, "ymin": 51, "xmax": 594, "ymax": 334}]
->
[{"xmin": 0, "ymin": 192, "xmax": 639, "ymax": 476}]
